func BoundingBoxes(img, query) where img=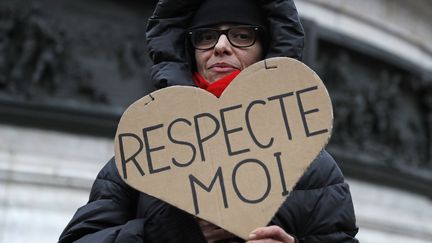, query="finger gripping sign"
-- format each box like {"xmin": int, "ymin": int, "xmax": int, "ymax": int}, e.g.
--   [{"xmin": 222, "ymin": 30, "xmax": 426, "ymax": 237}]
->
[{"xmin": 114, "ymin": 57, "xmax": 333, "ymax": 239}]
